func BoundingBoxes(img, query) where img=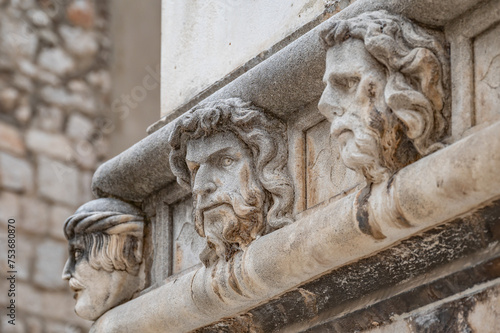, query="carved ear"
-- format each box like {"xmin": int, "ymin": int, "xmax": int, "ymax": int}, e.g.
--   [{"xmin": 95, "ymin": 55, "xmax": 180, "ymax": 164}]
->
[{"xmin": 401, "ymin": 47, "xmax": 444, "ymax": 112}]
